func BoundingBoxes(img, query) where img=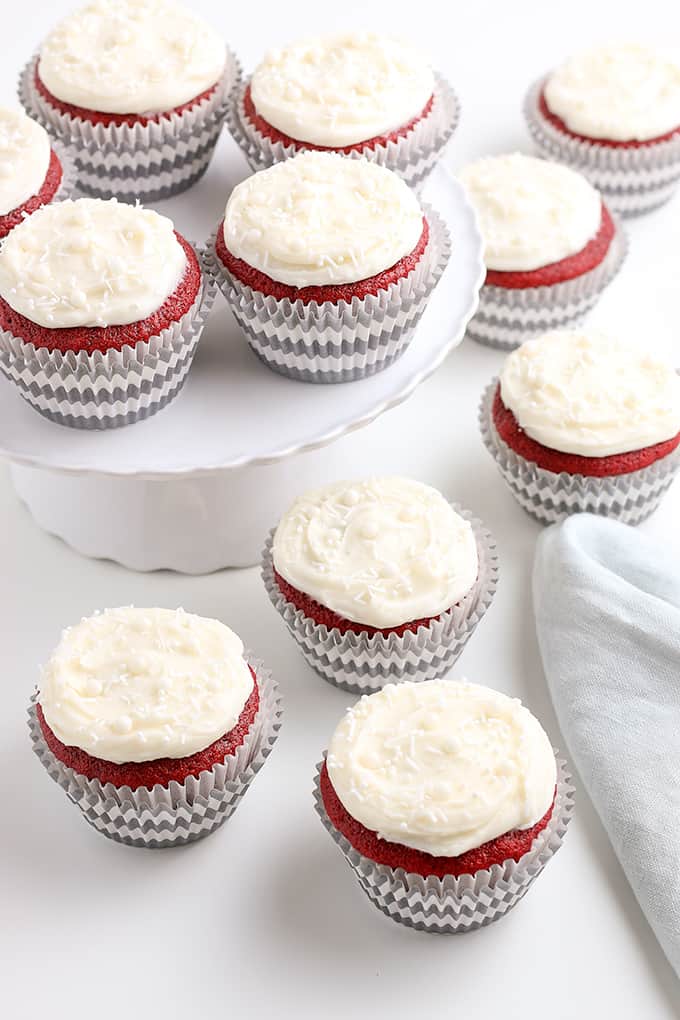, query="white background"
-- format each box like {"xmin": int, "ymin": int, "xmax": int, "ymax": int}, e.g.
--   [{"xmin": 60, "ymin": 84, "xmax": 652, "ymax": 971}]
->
[{"xmin": 2, "ymin": 0, "xmax": 680, "ymax": 1017}]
